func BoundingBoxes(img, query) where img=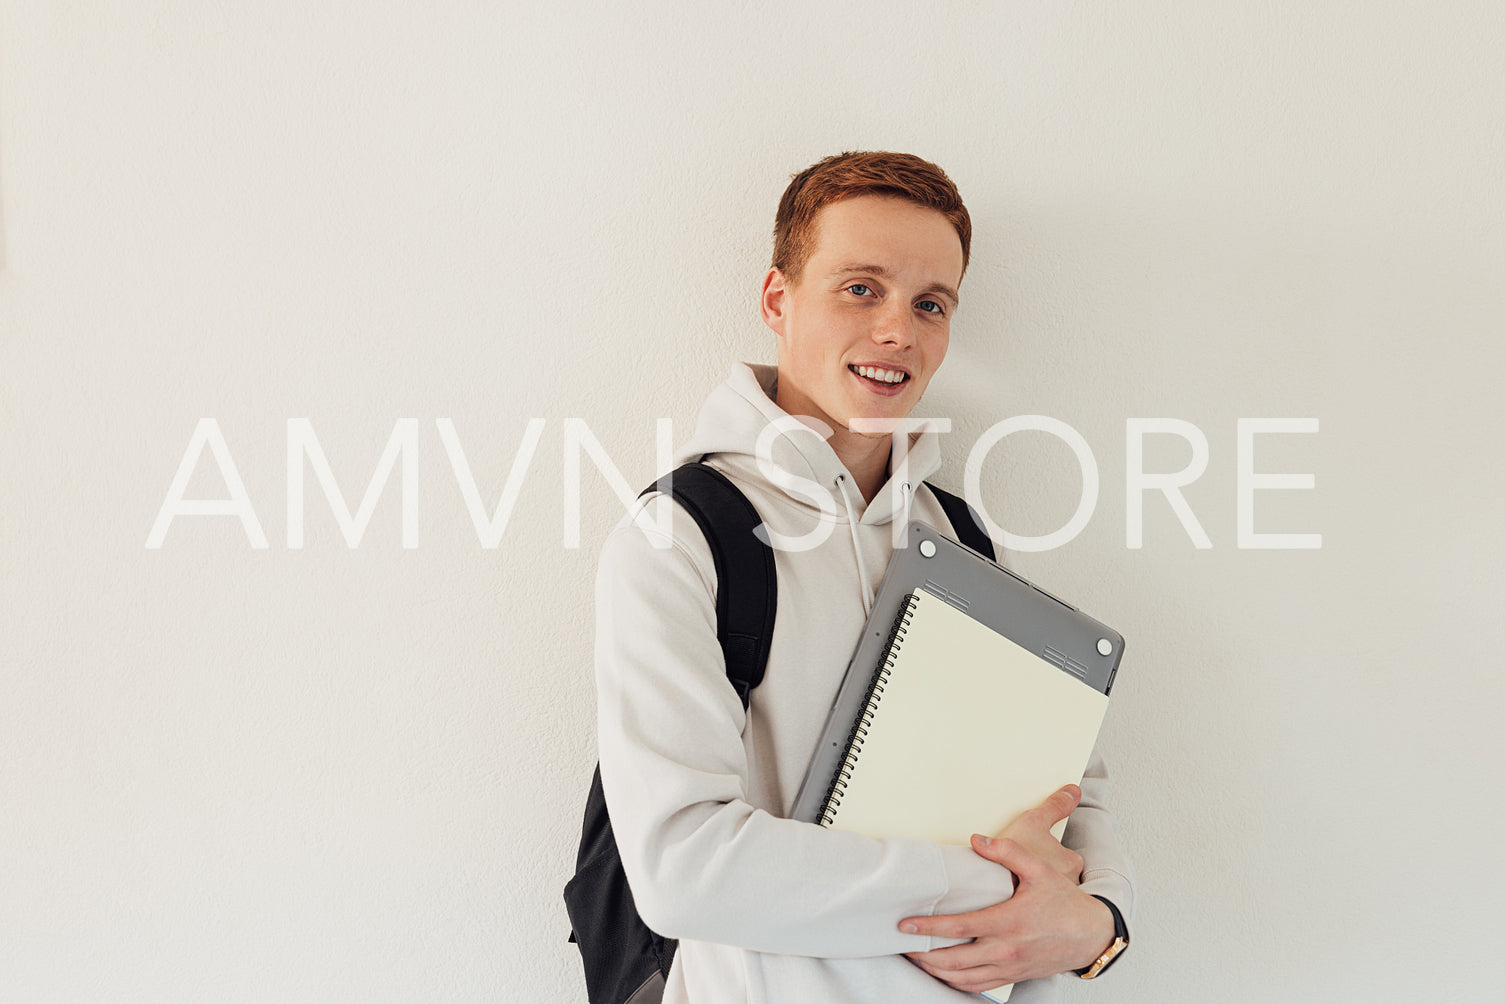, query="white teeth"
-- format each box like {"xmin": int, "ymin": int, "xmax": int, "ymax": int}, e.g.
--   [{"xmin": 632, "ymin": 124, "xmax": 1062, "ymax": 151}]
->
[{"xmin": 852, "ymin": 365, "xmax": 907, "ymax": 384}]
